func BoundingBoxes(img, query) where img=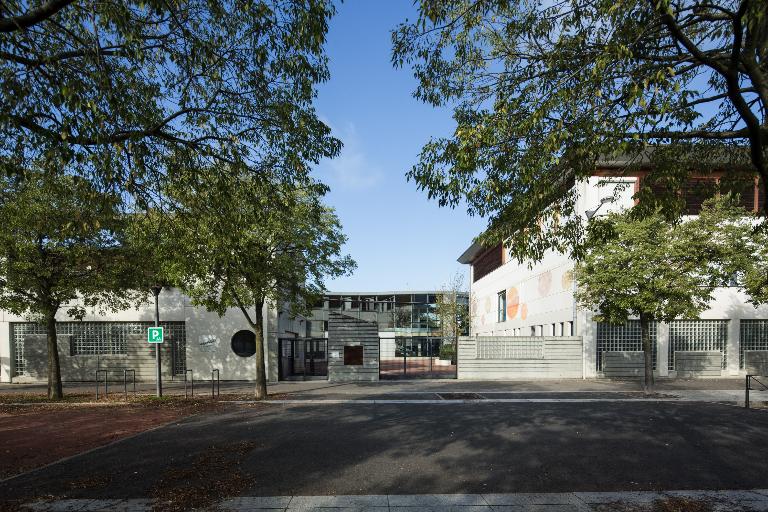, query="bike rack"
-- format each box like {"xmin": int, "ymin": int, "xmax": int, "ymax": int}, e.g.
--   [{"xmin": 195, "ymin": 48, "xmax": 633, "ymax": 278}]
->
[
  {"xmin": 96, "ymin": 368, "xmax": 136, "ymax": 401},
  {"xmin": 184, "ymin": 369, "xmax": 194, "ymax": 398},
  {"xmin": 745, "ymin": 374, "xmax": 768, "ymax": 409},
  {"xmin": 211, "ymin": 369, "xmax": 220, "ymax": 399}
]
